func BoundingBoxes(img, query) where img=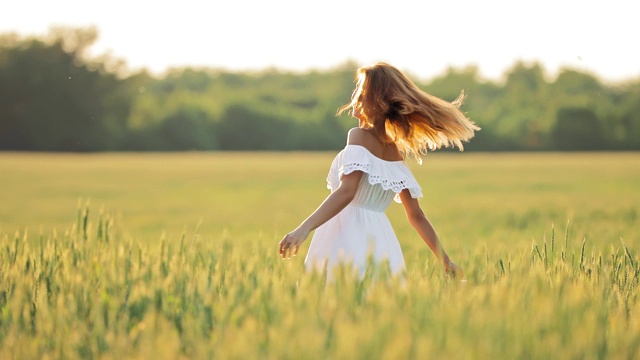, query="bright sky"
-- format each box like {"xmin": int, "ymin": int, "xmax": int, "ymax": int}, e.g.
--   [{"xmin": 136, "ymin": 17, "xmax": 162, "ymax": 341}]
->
[{"xmin": 2, "ymin": 0, "xmax": 639, "ymax": 82}]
